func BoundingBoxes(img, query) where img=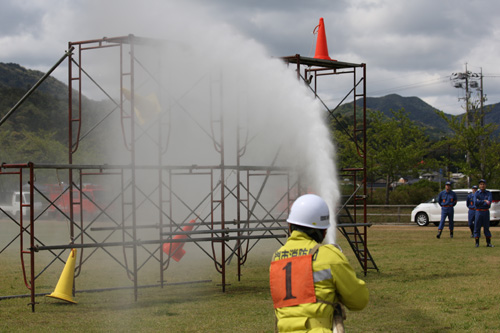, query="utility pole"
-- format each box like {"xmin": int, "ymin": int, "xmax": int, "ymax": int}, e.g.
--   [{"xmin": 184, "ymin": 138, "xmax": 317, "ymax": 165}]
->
[
  {"xmin": 479, "ymin": 67, "xmax": 486, "ymax": 173},
  {"xmin": 451, "ymin": 64, "xmax": 484, "ymax": 186},
  {"xmin": 480, "ymin": 67, "xmax": 484, "ymax": 127},
  {"xmin": 465, "ymin": 63, "xmax": 470, "ymax": 129}
]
